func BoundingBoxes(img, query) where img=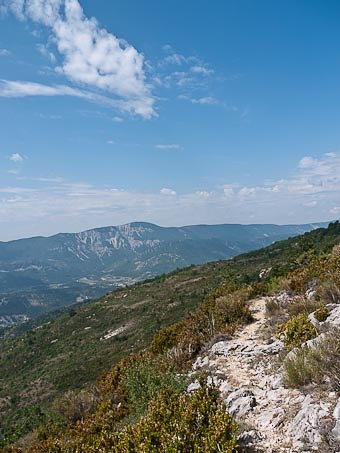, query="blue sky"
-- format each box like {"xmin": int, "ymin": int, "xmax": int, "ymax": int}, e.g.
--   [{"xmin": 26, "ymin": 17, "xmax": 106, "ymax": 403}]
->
[{"xmin": 1, "ymin": 0, "xmax": 340, "ymax": 240}]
